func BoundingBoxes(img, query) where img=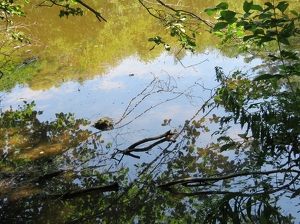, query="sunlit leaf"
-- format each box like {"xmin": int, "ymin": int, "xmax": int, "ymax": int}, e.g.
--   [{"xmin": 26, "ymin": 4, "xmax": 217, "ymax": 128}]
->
[{"xmin": 204, "ymin": 8, "xmax": 217, "ymax": 16}]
